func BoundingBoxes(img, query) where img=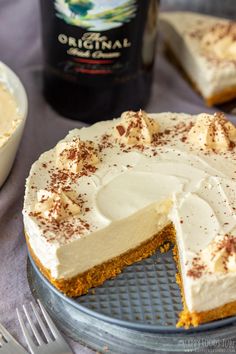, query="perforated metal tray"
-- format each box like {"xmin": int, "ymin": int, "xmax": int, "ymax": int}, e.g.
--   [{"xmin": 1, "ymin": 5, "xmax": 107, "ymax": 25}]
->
[
  {"xmin": 28, "ymin": 246, "xmax": 236, "ymax": 353},
  {"xmin": 28, "ymin": 246, "xmax": 236, "ymax": 334}
]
